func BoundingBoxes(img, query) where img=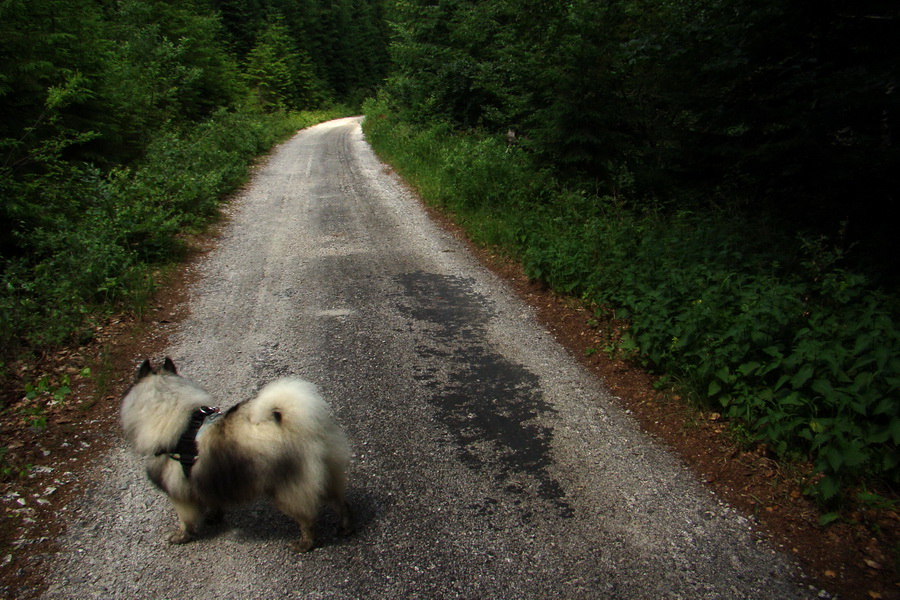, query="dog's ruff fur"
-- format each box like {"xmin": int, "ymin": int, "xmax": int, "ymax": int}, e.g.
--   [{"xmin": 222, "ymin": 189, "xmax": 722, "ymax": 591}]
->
[{"xmin": 121, "ymin": 358, "xmax": 353, "ymax": 551}]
